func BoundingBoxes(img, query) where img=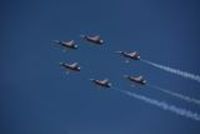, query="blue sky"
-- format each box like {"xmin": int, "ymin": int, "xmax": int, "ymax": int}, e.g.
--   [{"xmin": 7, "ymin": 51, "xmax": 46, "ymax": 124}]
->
[{"xmin": 1, "ymin": 0, "xmax": 200, "ymax": 133}]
